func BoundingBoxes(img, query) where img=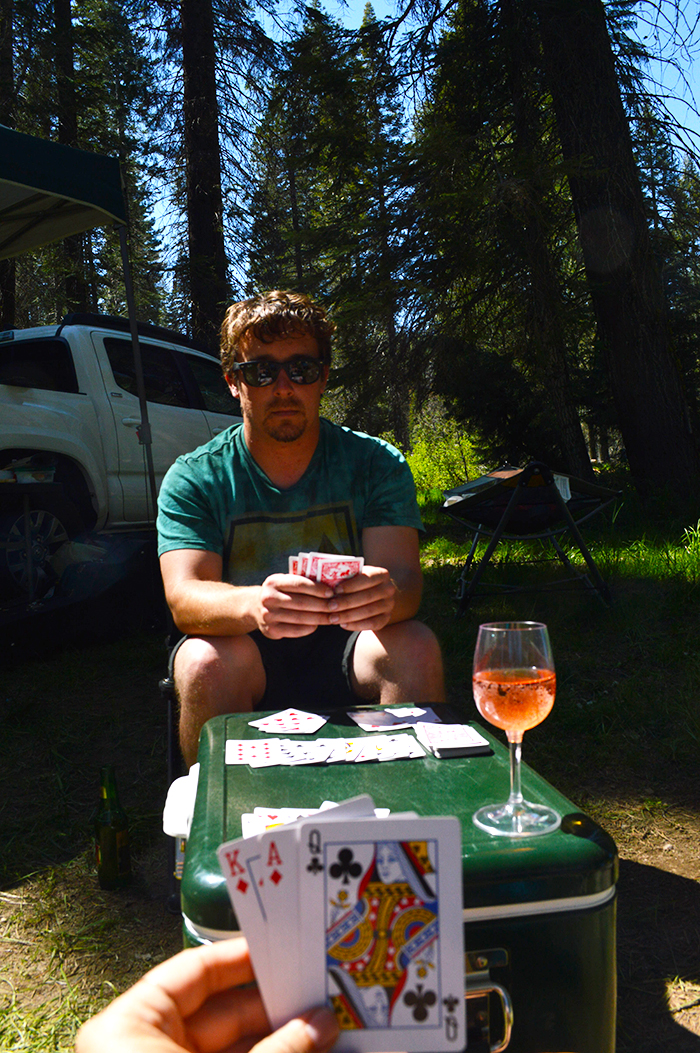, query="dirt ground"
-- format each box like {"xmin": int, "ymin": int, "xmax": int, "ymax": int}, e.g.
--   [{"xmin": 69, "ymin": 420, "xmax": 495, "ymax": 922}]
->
[
  {"xmin": 590, "ymin": 799, "xmax": 700, "ymax": 1051},
  {"xmin": 1, "ymin": 565, "xmax": 700, "ymax": 1051}
]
